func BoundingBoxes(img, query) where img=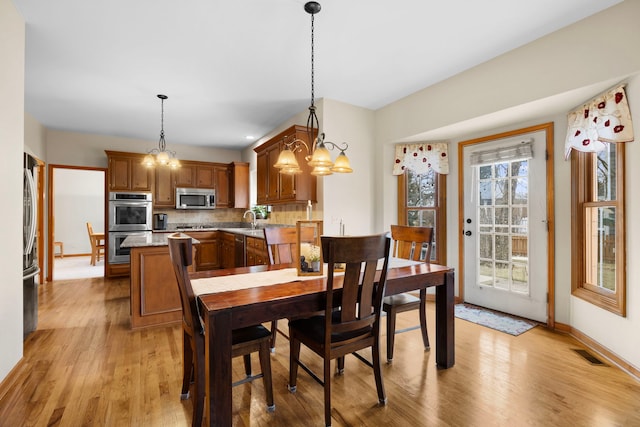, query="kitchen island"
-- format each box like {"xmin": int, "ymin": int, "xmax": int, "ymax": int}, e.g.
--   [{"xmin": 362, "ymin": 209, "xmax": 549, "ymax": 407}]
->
[
  {"xmin": 122, "ymin": 232, "xmax": 200, "ymax": 329},
  {"xmin": 121, "ymin": 226, "xmax": 277, "ymax": 329}
]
